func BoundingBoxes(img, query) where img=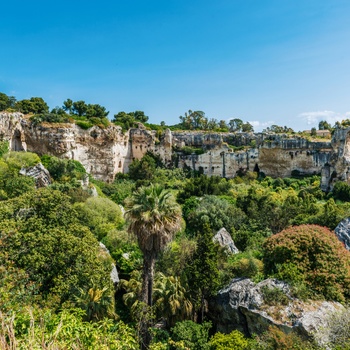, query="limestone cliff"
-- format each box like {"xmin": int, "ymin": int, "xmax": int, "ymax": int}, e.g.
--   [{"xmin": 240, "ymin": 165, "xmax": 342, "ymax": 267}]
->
[{"xmin": 0, "ymin": 112, "xmax": 337, "ymax": 182}]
